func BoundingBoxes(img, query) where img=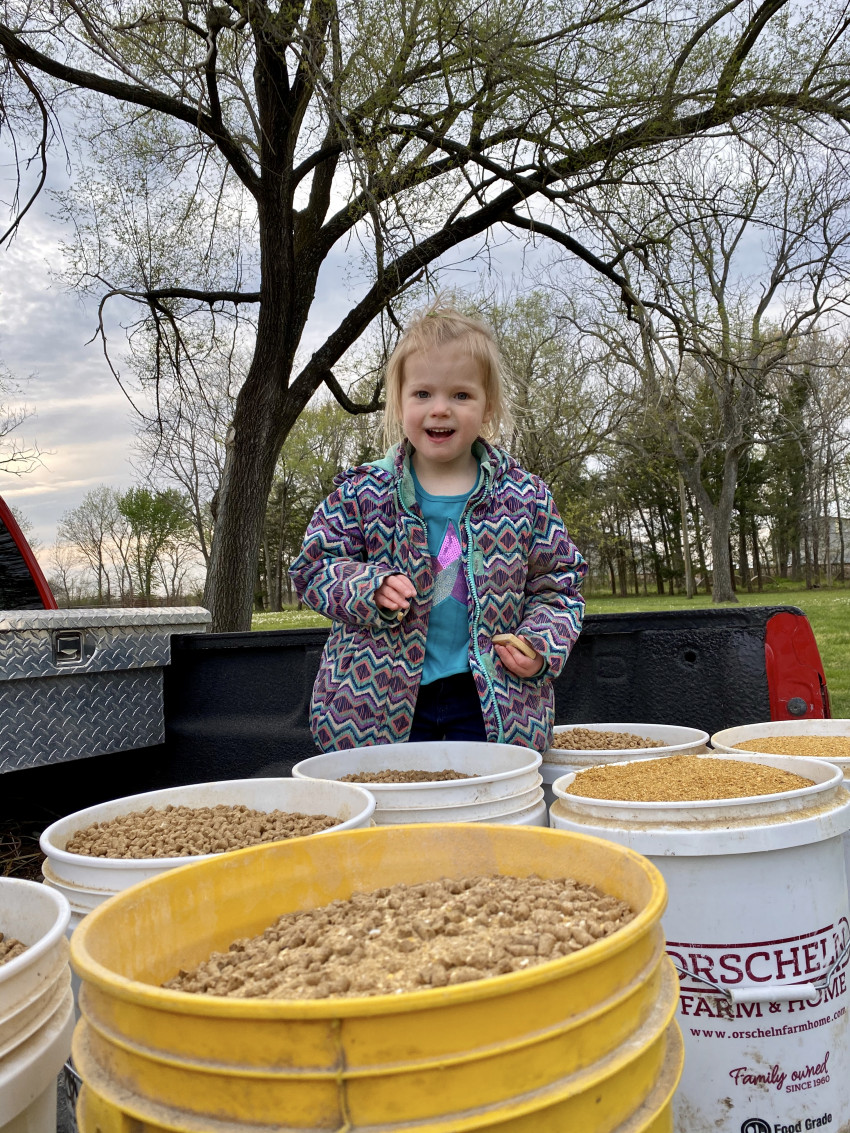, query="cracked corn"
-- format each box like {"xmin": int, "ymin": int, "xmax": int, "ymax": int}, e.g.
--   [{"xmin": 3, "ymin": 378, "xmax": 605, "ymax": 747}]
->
[
  {"xmin": 564, "ymin": 754, "xmax": 814, "ymax": 802},
  {"xmin": 734, "ymin": 736, "xmax": 850, "ymax": 758}
]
